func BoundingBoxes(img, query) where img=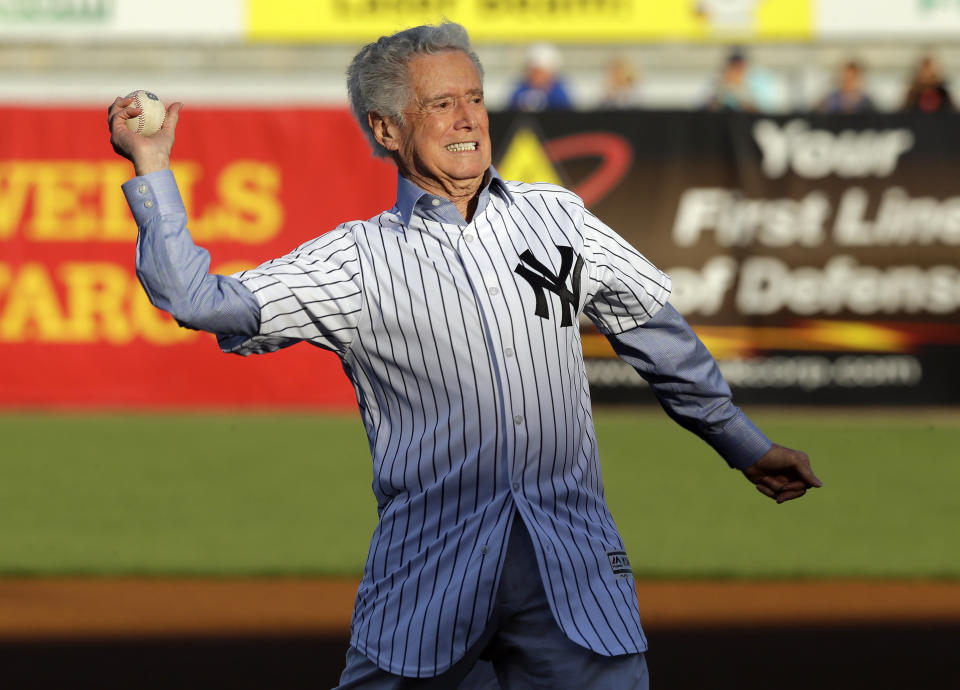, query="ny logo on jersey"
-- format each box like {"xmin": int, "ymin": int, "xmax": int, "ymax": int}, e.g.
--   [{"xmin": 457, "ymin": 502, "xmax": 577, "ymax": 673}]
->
[{"xmin": 514, "ymin": 245, "xmax": 584, "ymax": 327}]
